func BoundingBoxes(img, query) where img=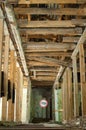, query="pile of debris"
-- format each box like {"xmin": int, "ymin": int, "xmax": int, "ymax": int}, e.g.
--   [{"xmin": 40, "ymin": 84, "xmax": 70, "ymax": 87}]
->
[{"xmin": 63, "ymin": 116, "xmax": 86, "ymax": 129}]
